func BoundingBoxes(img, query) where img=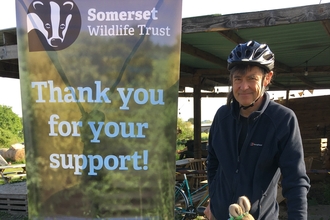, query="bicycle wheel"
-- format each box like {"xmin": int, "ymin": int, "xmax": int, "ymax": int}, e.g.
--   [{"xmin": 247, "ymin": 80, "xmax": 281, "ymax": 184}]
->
[{"xmin": 174, "ymin": 186, "xmax": 189, "ymax": 220}]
